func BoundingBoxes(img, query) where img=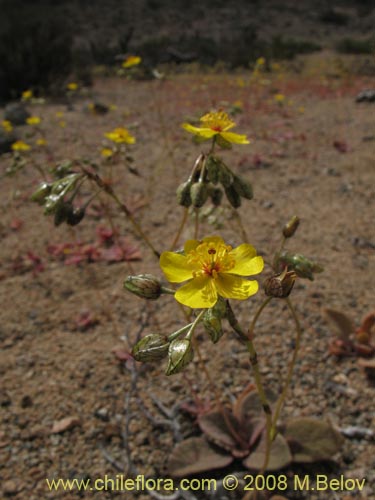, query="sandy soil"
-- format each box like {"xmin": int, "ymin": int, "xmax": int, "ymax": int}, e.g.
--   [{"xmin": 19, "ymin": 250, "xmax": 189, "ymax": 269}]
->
[{"xmin": 0, "ymin": 64, "xmax": 374, "ymax": 499}]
